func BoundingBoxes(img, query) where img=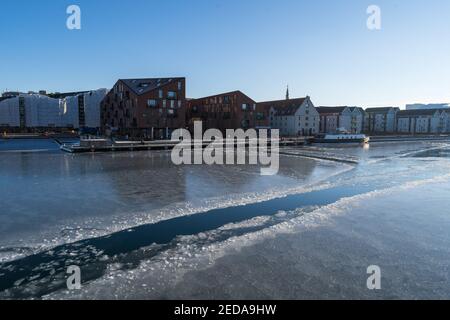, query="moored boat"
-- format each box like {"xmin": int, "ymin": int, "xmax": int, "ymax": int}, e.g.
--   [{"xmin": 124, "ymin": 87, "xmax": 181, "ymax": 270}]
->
[{"xmin": 313, "ymin": 133, "xmax": 370, "ymax": 145}]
